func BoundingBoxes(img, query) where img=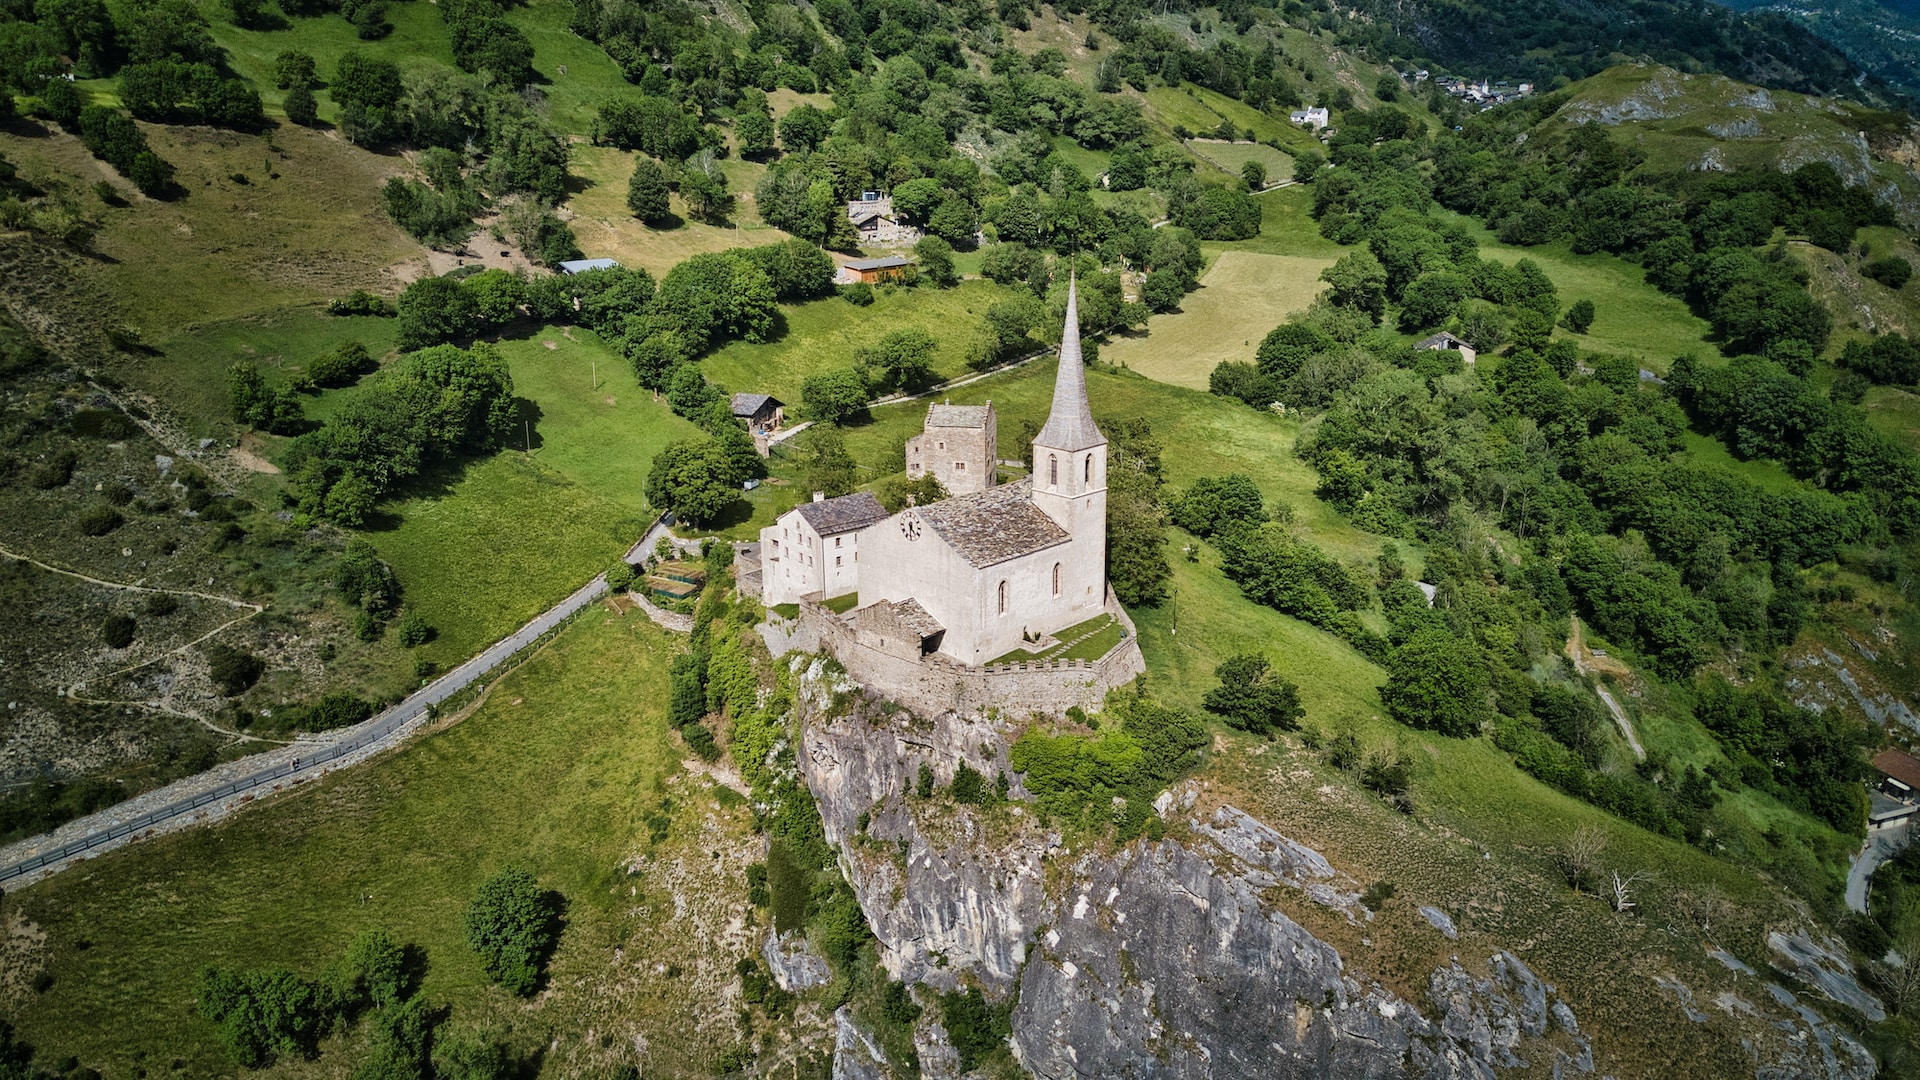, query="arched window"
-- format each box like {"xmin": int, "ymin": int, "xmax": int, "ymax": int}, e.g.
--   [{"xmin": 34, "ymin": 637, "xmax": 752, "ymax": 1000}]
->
[
  {"xmin": 1048, "ymin": 454, "xmax": 1058, "ymax": 486},
  {"xmin": 1052, "ymin": 563, "xmax": 1061, "ymax": 596},
  {"xmin": 1084, "ymin": 455, "xmax": 1092, "ymax": 483},
  {"xmin": 998, "ymin": 580, "xmax": 1008, "ymax": 614}
]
